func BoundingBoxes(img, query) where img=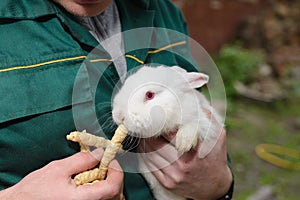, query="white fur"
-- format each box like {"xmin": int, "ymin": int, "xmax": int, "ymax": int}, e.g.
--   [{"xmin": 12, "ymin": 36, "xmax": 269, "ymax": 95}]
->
[{"xmin": 112, "ymin": 65, "xmax": 224, "ymax": 200}]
